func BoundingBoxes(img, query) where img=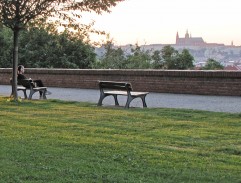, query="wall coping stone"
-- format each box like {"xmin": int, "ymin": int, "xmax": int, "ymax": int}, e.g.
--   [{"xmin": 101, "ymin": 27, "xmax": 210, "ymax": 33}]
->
[{"xmin": 2, "ymin": 68, "xmax": 241, "ymax": 78}]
